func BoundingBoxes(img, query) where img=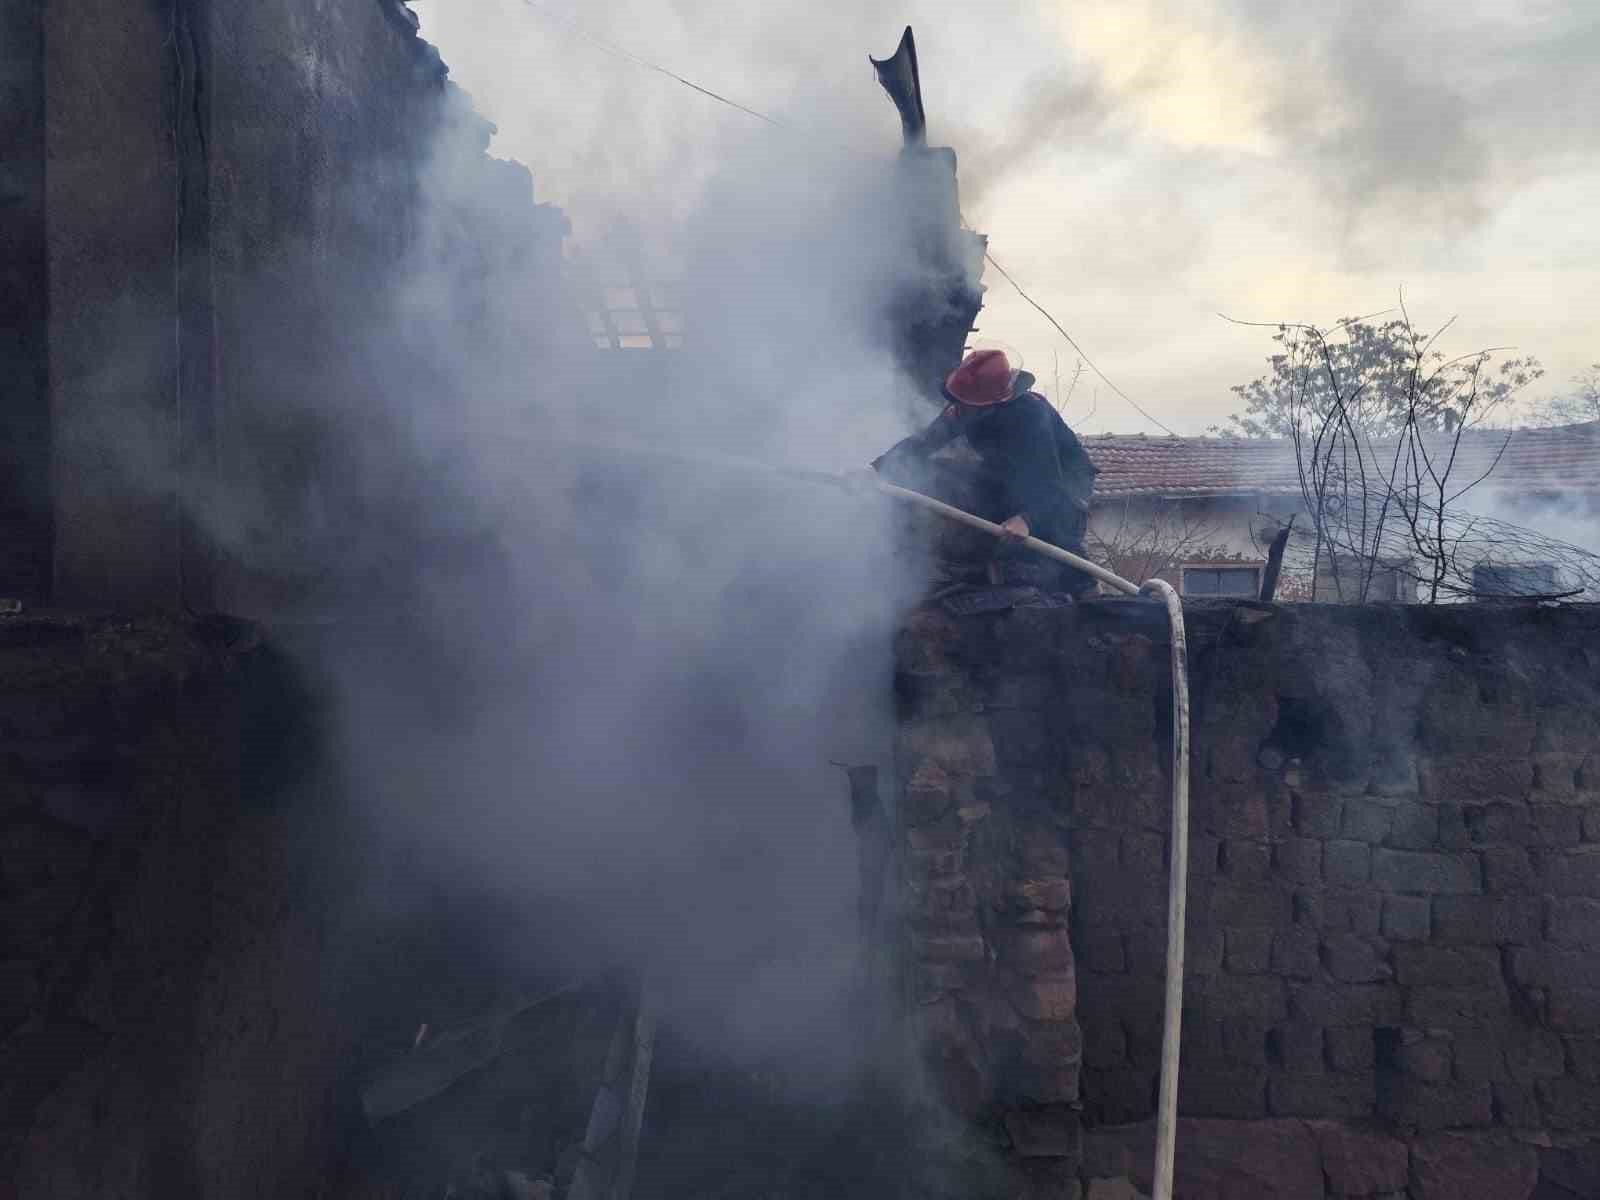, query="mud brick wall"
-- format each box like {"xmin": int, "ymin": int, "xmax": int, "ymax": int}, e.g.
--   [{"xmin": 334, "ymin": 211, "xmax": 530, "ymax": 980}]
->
[
  {"xmin": 0, "ymin": 614, "xmax": 342, "ymax": 1199},
  {"xmin": 894, "ymin": 599, "xmax": 1600, "ymax": 1198}
]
